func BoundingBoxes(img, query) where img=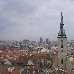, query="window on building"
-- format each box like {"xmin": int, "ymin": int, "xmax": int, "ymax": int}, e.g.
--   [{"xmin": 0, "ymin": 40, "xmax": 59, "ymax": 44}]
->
[
  {"xmin": 61, "ymin": 44, "xmax": 63, "ymax": 48},
  {"xmin": 61, "ymin": 59, "xmax": 63, "ymax": 64},
  {"xmin": 61, "ymin": 50, "xmax": 63, "ymax": 52},
  {"xmin": 61, "ymin": 40, "xmax": 63, "ymax": 42}
]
